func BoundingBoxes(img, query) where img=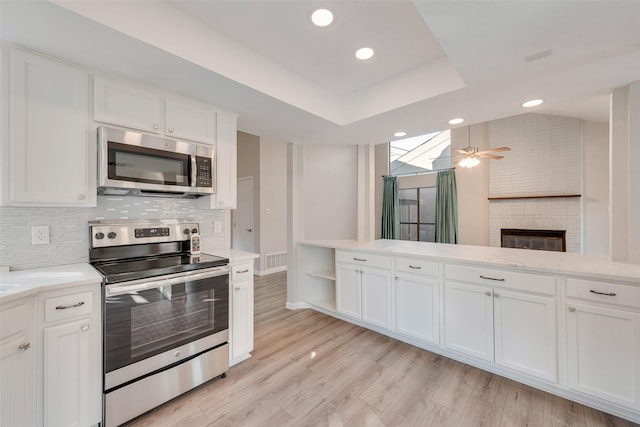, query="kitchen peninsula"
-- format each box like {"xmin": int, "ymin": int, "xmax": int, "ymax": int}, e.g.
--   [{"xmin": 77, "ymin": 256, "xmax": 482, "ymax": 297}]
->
[{"xmin": 292, "ymin": 240, "xmax": 640, "ymax": 423}]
